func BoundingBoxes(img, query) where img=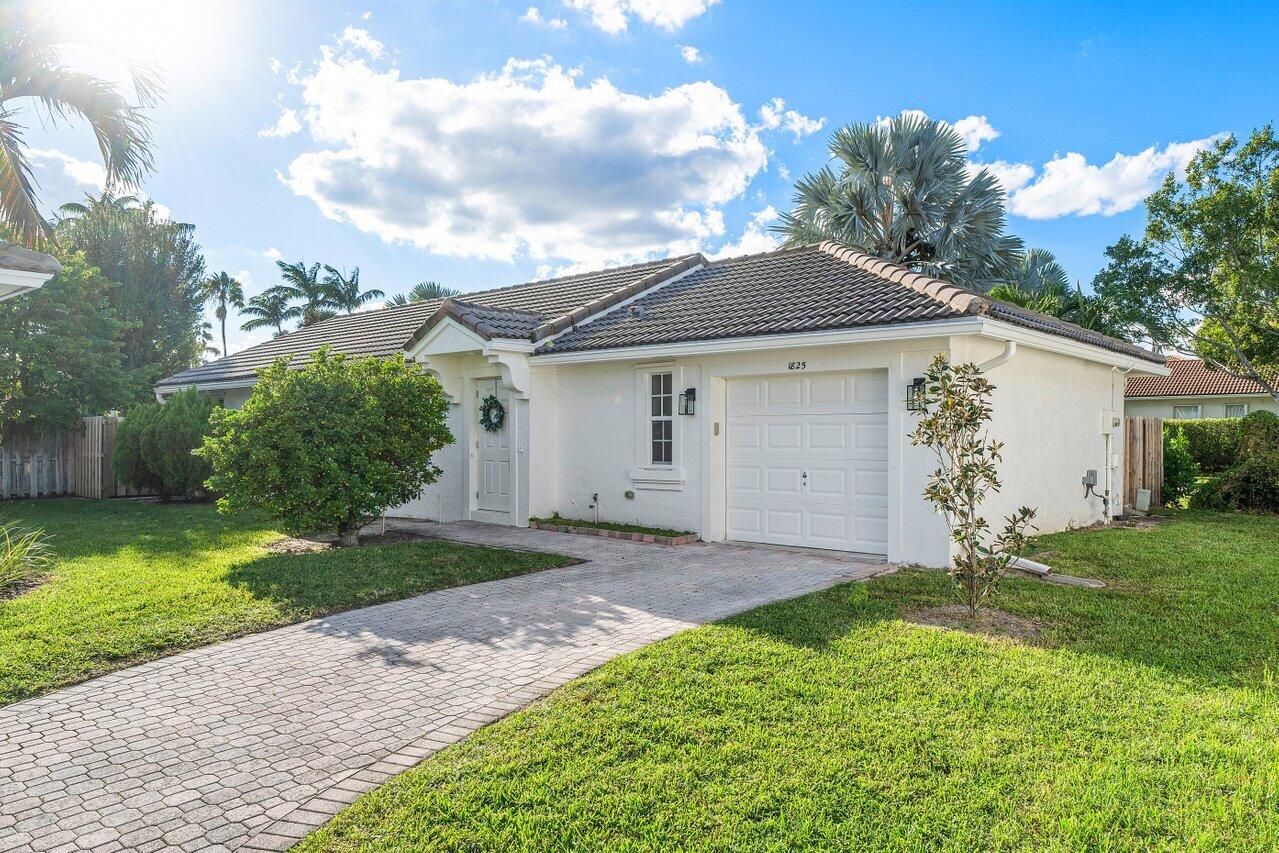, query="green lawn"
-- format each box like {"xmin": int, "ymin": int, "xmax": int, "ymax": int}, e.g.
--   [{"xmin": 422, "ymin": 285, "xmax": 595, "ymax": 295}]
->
[
  {"xmin": 0, "ymin": 499, "xmax": 574, "ymax": 706},
  {"xmin": 301, "ymin": 510, "xmax": 1279, "ymax": 852}
]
